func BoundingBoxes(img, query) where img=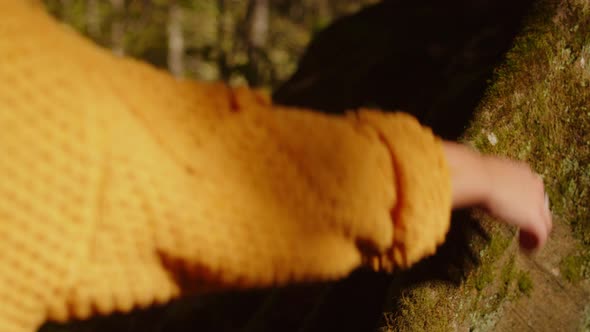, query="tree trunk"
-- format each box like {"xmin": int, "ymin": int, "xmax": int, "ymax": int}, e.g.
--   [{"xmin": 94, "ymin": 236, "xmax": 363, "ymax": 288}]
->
[
  {"xmin": 86, "ymin": 0, "xmax": 100, "ymax": 39},
  {"xmin": 216, "ymin": 0, "xmax": 231, "ymax": 80},
  {"xmin": 246, "ymin": 0, "xmax": 269, "ymax": 49},
  {"xmin": 245, "ymin": 0, "xmax": 269, "ymax": 85},
  {"xmin": 167, "ymin": 3, "xmax": 185, "ymax": 77},
  {"xmin": 110, "ymin": 0, "xmax": 125, "ymax": 56}
]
